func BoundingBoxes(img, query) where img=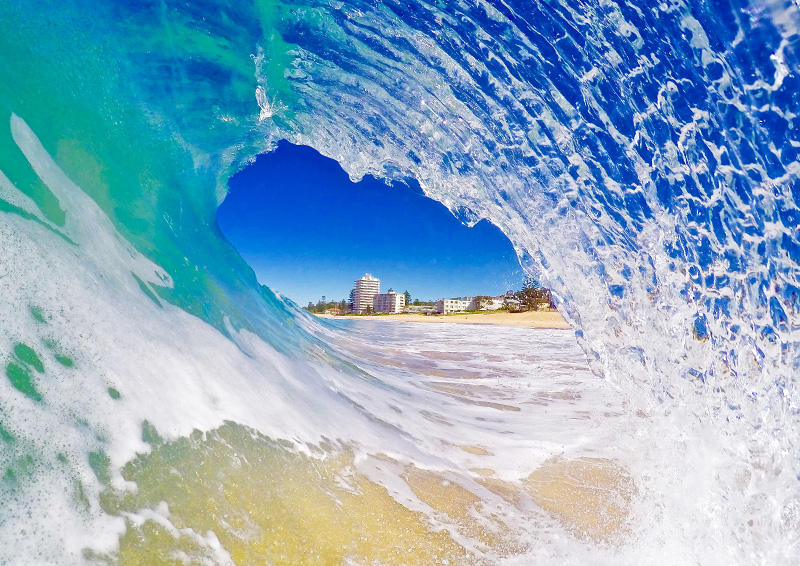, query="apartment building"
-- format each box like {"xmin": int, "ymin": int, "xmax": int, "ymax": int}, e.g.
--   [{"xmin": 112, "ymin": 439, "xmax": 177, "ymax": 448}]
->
[
  {"xmin": 352, "ymin": 273, "xmax": 380, "ymax": 314},
  {"xmin": 373, "ymin": 291, "xmax": 406, "ymax": 314},
  {"xmin": 435, "ymin": 298, "xmax": 474, "ymax": 314}
]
